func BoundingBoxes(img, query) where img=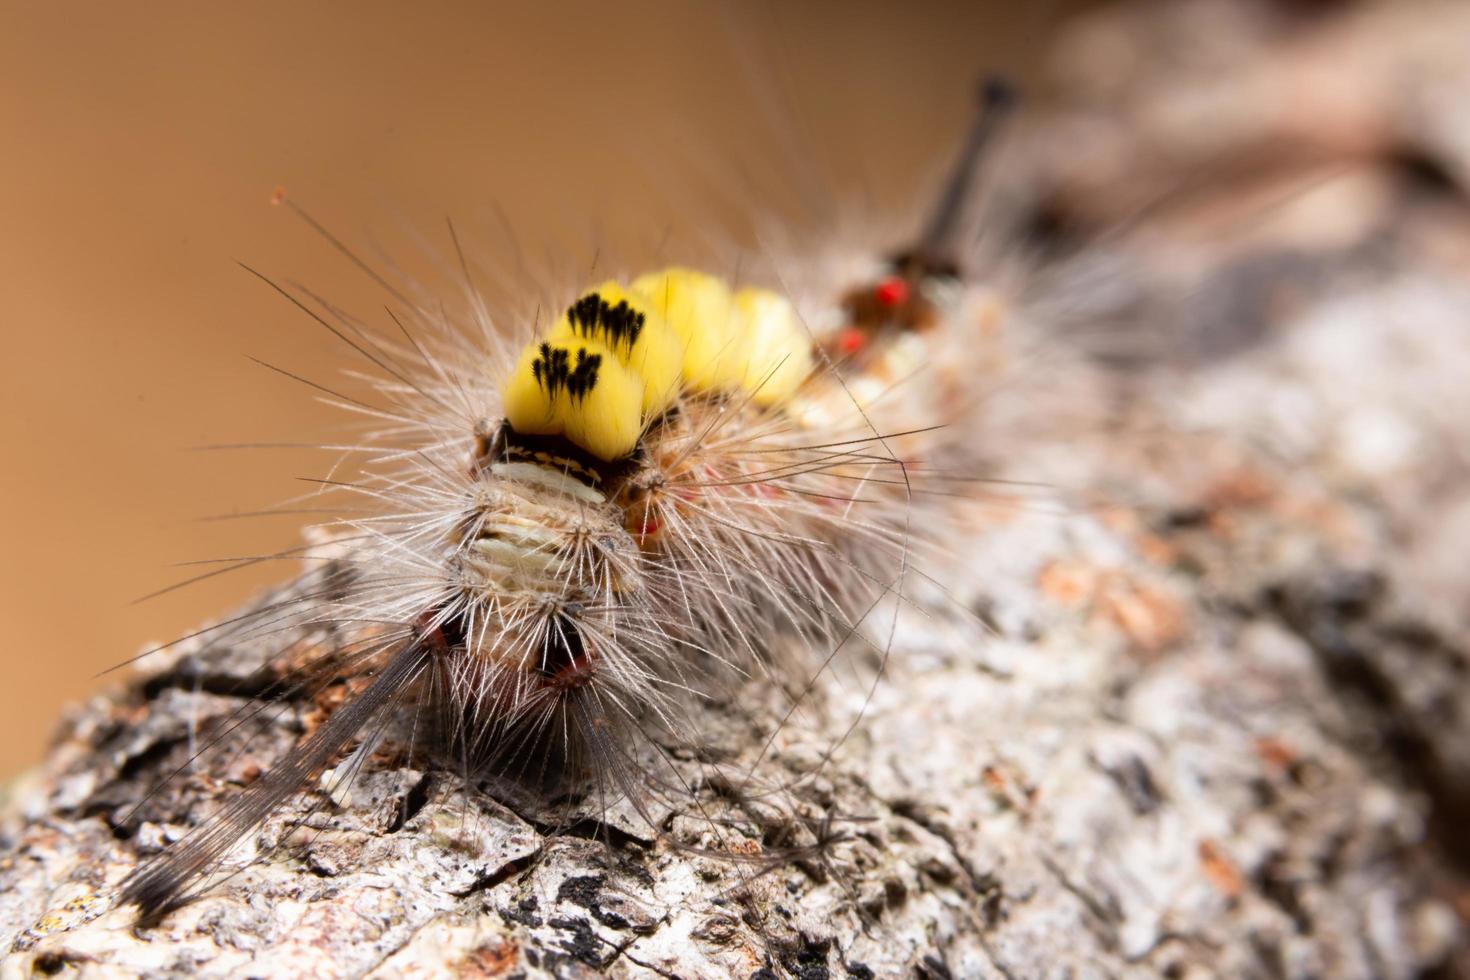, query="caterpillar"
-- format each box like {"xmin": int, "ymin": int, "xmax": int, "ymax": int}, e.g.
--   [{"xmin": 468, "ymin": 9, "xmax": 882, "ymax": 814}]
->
[
  {"xmin": 115, "ymin": 83, "xmax": 1015, "ymax": 920},
  {"xmin": 15, "ymin": 7, "xmax": 1469, "ymax": 977}
]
